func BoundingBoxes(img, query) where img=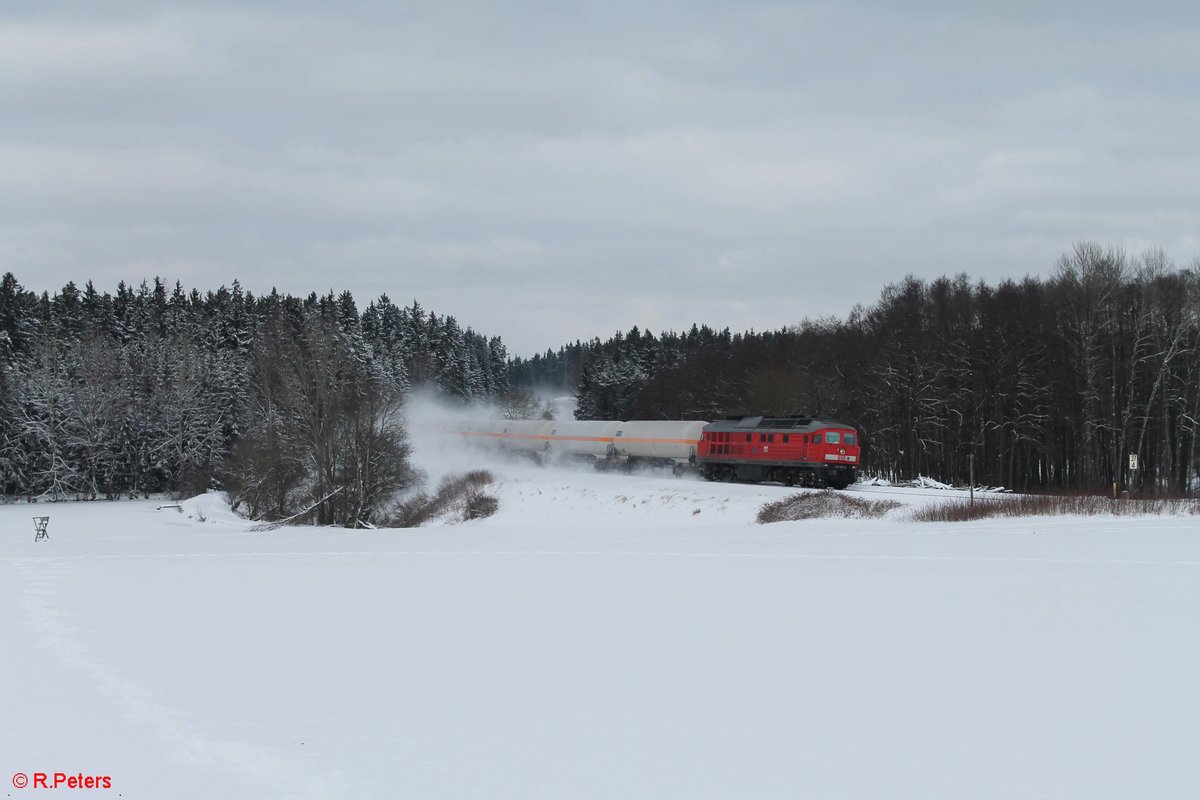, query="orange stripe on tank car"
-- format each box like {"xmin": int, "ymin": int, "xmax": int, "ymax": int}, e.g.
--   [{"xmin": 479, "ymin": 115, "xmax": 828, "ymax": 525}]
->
[
  {"xmin": 450, "ymin": 432, "xmax": 613, "ymax": 443},
  {"xmin": 449, "ymin": 432, "xmax": 699, "ymax": 446}
]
